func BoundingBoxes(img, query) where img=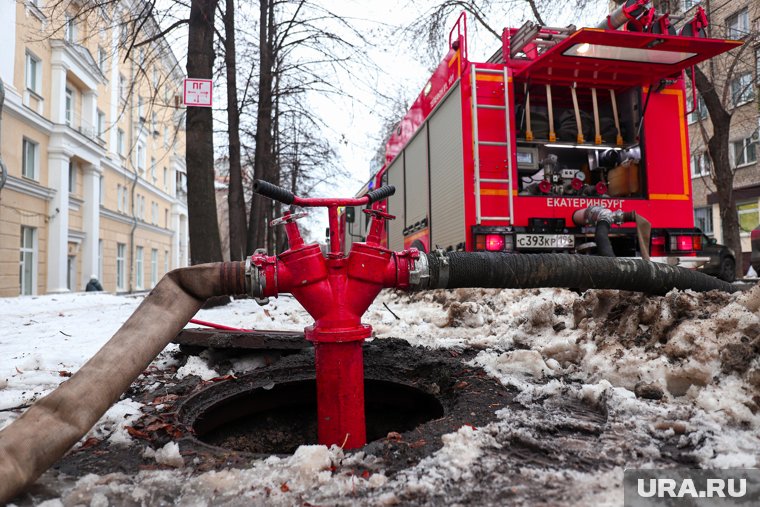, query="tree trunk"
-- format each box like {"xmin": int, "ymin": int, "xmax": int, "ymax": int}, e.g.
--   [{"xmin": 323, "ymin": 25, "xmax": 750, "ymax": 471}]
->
[
  {"xmin": 186, "ymin": 0, "xmax": 223, "ymax": 265},
  {"xmin": 693, "ymin": 66, "xmax": 742, "ymax": 277},
  {"xmin": 246, "ymin": 0, "xmax": 275, "ymax": 253},
  {"xmin": 224, "ymin": 0, "xmax": 247, "ymax": 260}
]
